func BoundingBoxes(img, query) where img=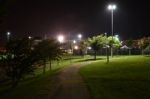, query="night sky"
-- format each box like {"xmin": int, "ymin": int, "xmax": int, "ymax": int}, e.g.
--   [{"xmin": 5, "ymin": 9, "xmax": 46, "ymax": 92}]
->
[{"xmin": 1, "ymin": 0, "xmax": 150, "ymax": 42}]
